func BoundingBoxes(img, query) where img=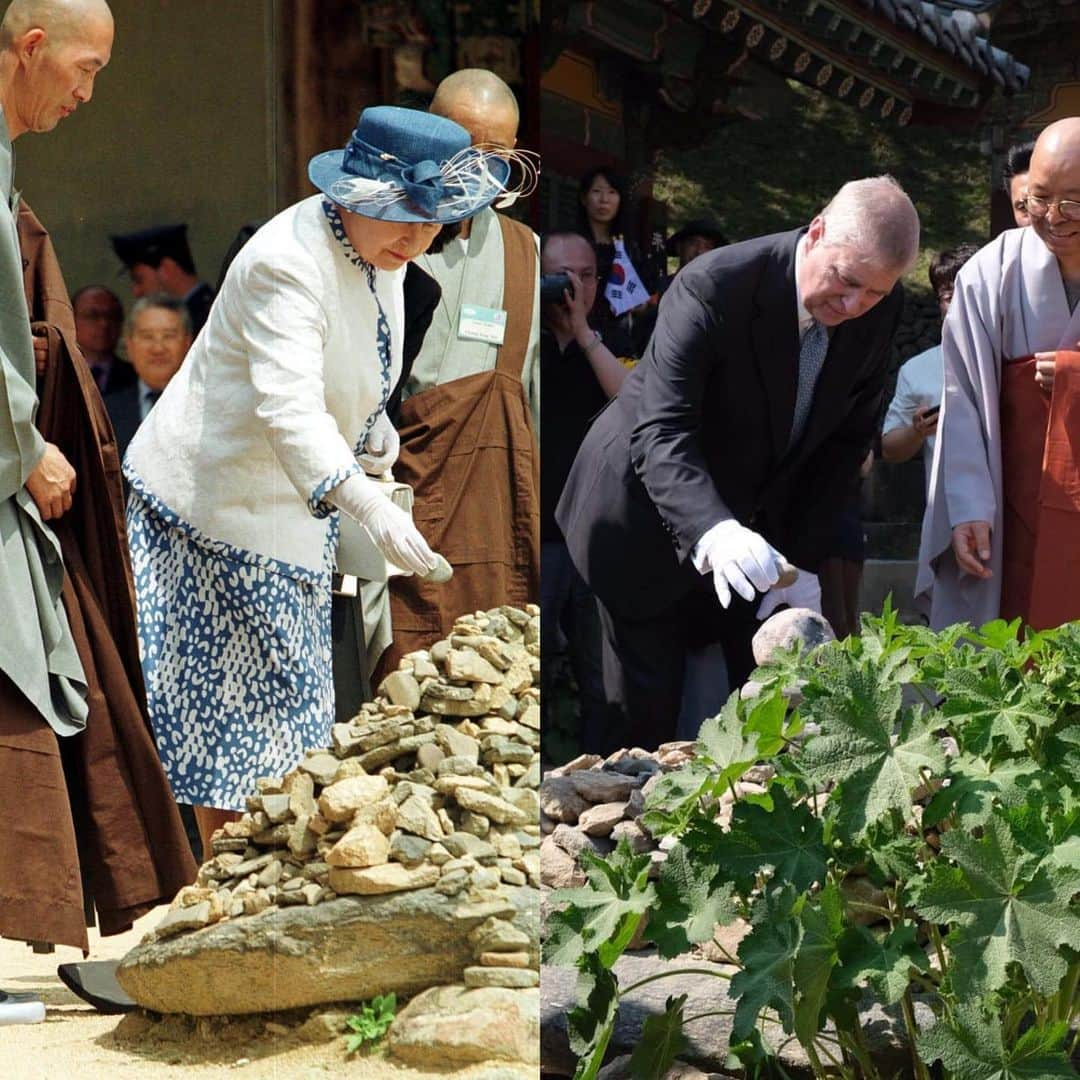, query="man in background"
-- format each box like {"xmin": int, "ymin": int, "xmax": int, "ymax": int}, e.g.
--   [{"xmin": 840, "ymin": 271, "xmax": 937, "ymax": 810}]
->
[
  {"xmin": 383, "ymin": 67, "xmax": 539, "ymax": 671},
  {"xmin": 110, "ymin": 223, "xmax": 214, "ymax": 334},
  {"xmin": 104, "ymin": 294, "xmax": 191, "ymax": 459},
  {"xmin": 1003, "ymin": 141, "xmax": 1034, "ymax": 228},
  {"xmin": 540, "ymin": 231, "xmax": 629, "ymax": 748},
  {"xmin": 667, "ymin": 216, "xmax": 728, "ymax": 272},
  {"xmin": 72, "ymin": 283, "xmax": 130, "ymax": 394}
]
